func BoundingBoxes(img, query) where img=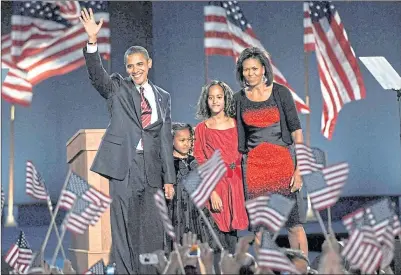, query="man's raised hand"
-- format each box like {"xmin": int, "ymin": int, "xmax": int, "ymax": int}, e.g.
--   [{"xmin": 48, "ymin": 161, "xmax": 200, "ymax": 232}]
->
[{"xmin": 79, "ymin": 7, "xmax": 103, "ymax": 42}]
